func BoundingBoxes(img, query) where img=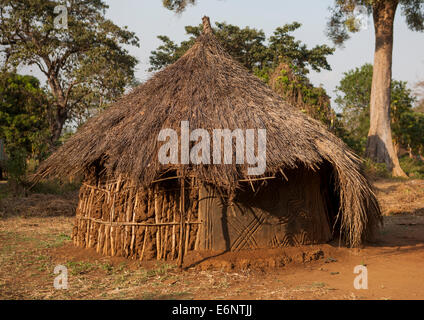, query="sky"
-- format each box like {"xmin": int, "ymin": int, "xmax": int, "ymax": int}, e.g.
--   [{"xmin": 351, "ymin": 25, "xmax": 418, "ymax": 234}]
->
[{"xmin": 22, "ymin": 0, "xmax": 424, "ymax": 110}]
